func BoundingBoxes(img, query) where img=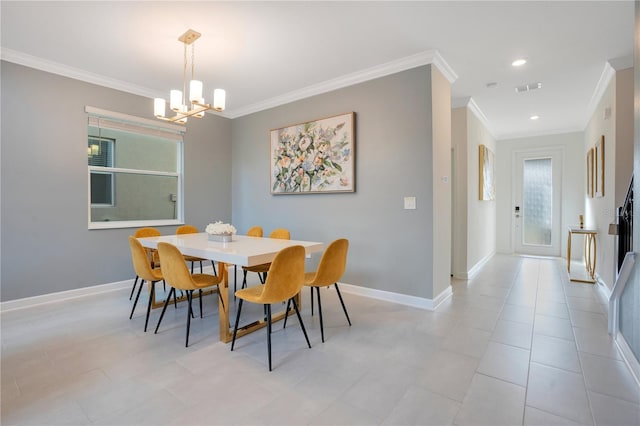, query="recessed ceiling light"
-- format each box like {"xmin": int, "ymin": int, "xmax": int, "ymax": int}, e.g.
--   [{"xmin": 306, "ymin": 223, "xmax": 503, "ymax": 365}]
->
[
  {"xmin": 512, "ymin": 58, "xmax": 527, "ymax": 67},
  {"xmin": 530, "ymin": 115, "xmax": 540, "ymax": 120}
]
